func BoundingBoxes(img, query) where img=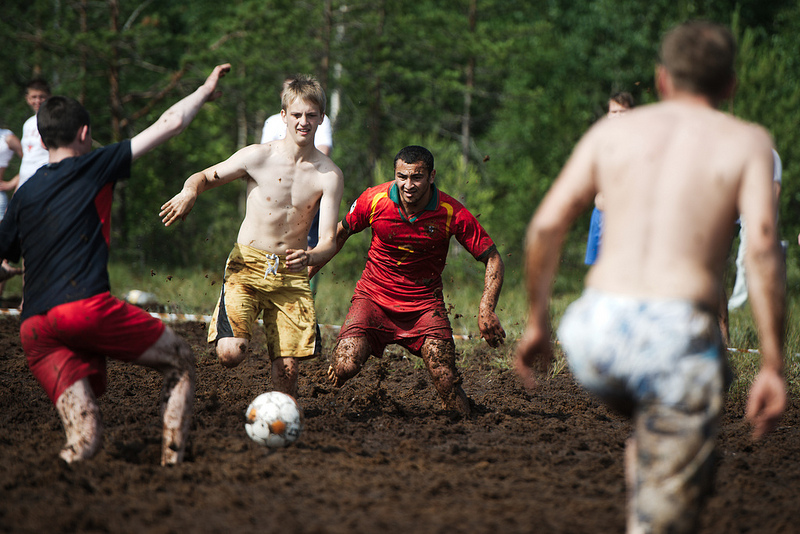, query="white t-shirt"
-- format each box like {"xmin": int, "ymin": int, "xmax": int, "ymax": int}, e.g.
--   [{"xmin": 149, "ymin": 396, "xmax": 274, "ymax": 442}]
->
[
  {"xmin": 772, "ymin": 148, "xmax": 782, "ymax": 185},
  {"xmin": 19, "ymin": 114, "xmax": 49, "ymax": 187},
  {"xmin": 0, "ymin": 128, "xmax": 15, "ymax": 168},
  {"xmin": 260, "ymin": 113, "xmax": 333, "ymax": 148}
]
